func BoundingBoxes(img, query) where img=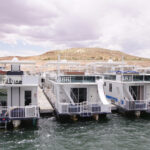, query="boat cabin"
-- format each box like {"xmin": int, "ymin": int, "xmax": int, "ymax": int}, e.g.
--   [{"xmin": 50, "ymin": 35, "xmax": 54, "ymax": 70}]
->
[{"xmin": 0, "ymin": 58, "xmax": 39, "ymax": 128}]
